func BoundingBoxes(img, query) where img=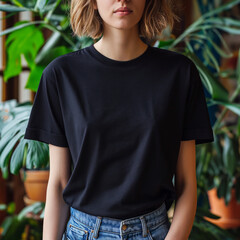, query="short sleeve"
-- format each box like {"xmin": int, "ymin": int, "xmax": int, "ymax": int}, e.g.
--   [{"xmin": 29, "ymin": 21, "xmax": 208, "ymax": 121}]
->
[
  {"xmin": 24, "ymin": 66, "xmax": 68, "ymax": 147},
  {"xmin": 181, "ymin": 61, "xmax": 214, "ymax": 145}
]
